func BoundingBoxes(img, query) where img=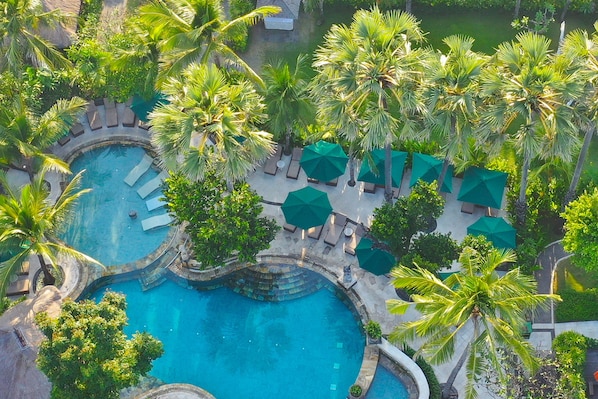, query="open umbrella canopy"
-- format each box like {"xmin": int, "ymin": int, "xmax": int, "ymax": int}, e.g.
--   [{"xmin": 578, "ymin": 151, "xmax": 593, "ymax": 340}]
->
[
  {"xmin": 355, "ymin": 238, "xmax": 396, "ymax": 276},
  {"xmin": 467, "ymin": 216, "xmax": 516, "ymax": 249},
  {"xmin": 300, "ymin": 141, "xmax": 349, "ymax": 182},
  {"xmin": 130, "ymin": 93, "xmax": 169, "ymax": 122},
  {"xmin": 409, "ymin": 153, "xmax": 453, "ymax": 193},
  {"xmin": 357, "ymin": 149, "xmax": 407, "ymax": 188},
  {"xmin": 457, "ymin": 166, "xmax": 508, "ymax": 209},
  {"xmin": 281, "ymin": 186, "xmax": 333, "ymax": 230}
]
